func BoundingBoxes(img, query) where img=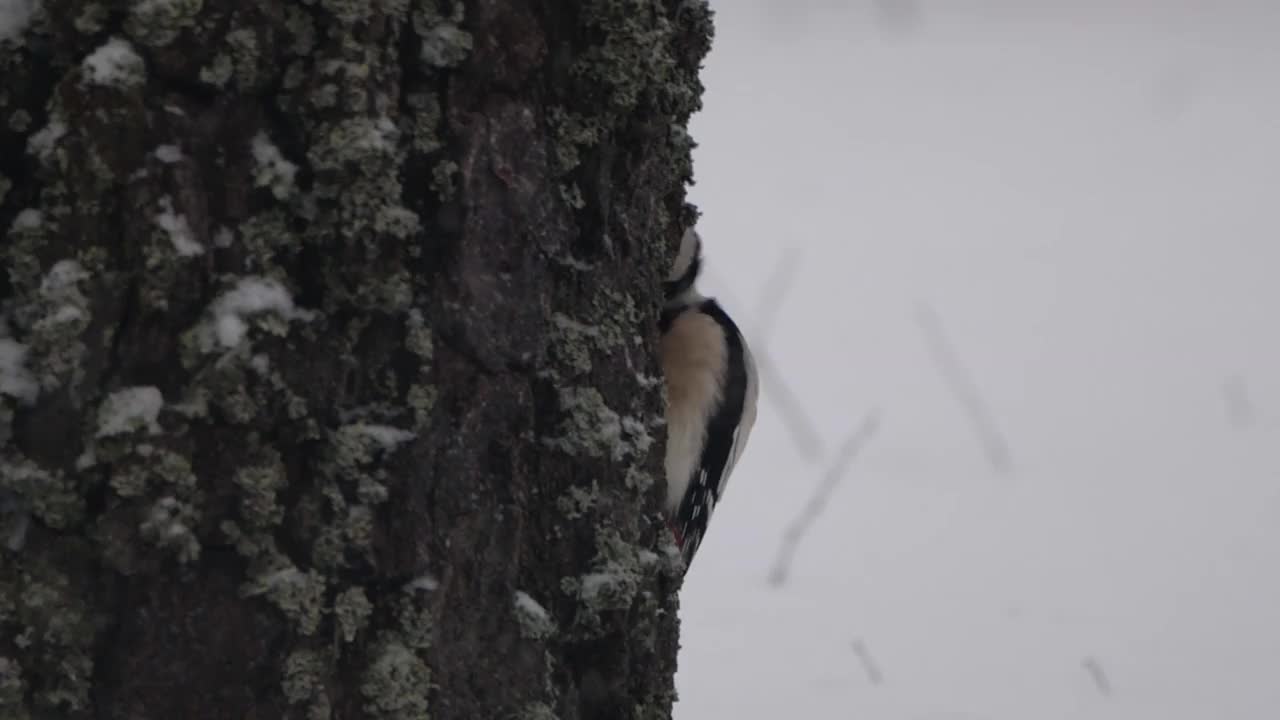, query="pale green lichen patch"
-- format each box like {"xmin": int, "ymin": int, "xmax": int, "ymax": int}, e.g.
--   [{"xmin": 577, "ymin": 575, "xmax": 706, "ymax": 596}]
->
[
  {"xmin": 545, "ymin": 289, "xmax": 642, "ymax": 384},
  {"xmin": 218, "ymin": 518, "xmax": 271, "ymax": 561},
  {"xmin": 418, "ymin": 23, "xmax": 471, "ymax": 69},
  {"xmin": 224, "ymin": 27, "xmax": 264, "ymax": 91},
  {"xmin": 406, "ymin": 384, "xmax": 437, "ymax": 430},
  {"xmin": 96, "ymin": 386, "xmax": 163, "ymax": 437},
  {"xmin": 590, "ymin": 288, "xmax": 644, "ymax": 342},
  {"xmin": 573, "ymin": 4, "xmax": 678, "ymax": 112},
  {"xmin": 195, "ymin": 16, "xmax": 267, "ymax": 89},
  {"xmin": 319, "ymin": 0, "xmax": 373, "ymax": 26},
  {"xmin": 548, "ymin": 0, "xmax": 710, "ymax": 191},
  {"xmin": 353, "ymin": 270, "xmax": 415, "ymax": 314},
  {"xmin": 300, "ymin": 113, "xmax": 419, "ymax": 254},
  {"xmin": 360, "ymin": 640, "xmax": 431, "ymax": 719},
  {"xmin": 332, "ymin": 423, "xmax": 415, "ymax": 475},
  {"xmin": 542, "ymin": 387, "xmax": 653, "ymax": 462},
  {"xmin": 232, "ymin": 454, "xmax": 286, "ymax": 528},
  {"xmin": 430, "ymin": 159, "xmax": 458, "ymax": 199},
  {"xmin": 402, "ymin": 92, "xmax": 443, "ymax": 153},
  {"xmin": 282, "ymin": 647, "xmax": 333, "ymax": 719},
  {"xmin": 623, "ymin": 466, "xmax": 655, "ymax": 494},
  {"xmin": 404, "ymin": 310, "xmax": 434, "ymax": 361},
  {"xmin": 334, "ymin": 586, "xmax": 372, "ymax": 643},
  {"xmin": 199, "ymin": 53, "xmax": 233, "ymax": 87},
  {"xmin": 343, "ymin": 505, "xmax": 375, "ymax": 551},
  {"xmin": 102, "ymin": 445, "xmax": 197, "ymax": 499},
  {"xmin": 556, "ymin": 483, "xmax": 598, "ymax": 520},
  {"xmin": 412, "ymin": 3, "xmax": 470, "ymax": 70},
  {"xmin": 302, "ymin": 427, "xmax": 393, "ymax": 564},
  {"xmin": 561, "ymin": 531, "xmax": 667, "ymax": 638},
  {"xmin": 307, "ymin": 82, "xmax": 339, "ymax": 110},
  {"xmin": 228, "ymin": 210, "xmax": 294, "ymax": 273},
  {"xmin": 390, "ymin": 592, "xmax": 434, "ymax": 651},
  {"xmin": 243, "ymin": 565, "xmax": 327, "ymax": 636},
  {"xmin": 15, "ymin": 259, "xmax": 92, "ymax": 394},
  {"xmin": 374, "ymin": 205, "xmax": 421, "ymax": 240},
  {"xmin": 546, "ymin": 107, "xmax": 601, "ymax": 175},
  {"xmin": 354, "ymin": 476, "xmax": 387, "ymax": 505},
  {"xmin": 0, "ymin": 455, "xmax": 80, "ymax": 530},
  {"xmin": 73, "ymin": 4, "xmax": 110, "ymax": 34},
  {"xmin": 308, "ymin": 522, "xmax": 346, "ymax": 572},
  {"xmin": 558, "ymin": 182, "xmax": 585, "ymax": 210},
  {"xmin": 283, "ymin": 7, "xmax": 316, "ymax": 56},
  {"xmin": 88, "ymin": 442, "xmax": 202, "ymax": 570},
  {"xmin": 309, "ymin": 118, "xmax": 398, "ymax": 175},
  {"xmin": 4, "ymin": 211, "xmax": 49, "ymax": 298},
  {"xmin": 578, "ymin": 568, "xmax": 639, "ymax": 612},
  {"xmin": 124, "ymin": 0, "xmax": 204, "ymax": 48},
  {"xmin": 7, "ymin": 565, "xmax": 99, "ymax": 712},
  {"xmin": 138, "ymin": 496, "xmax": 201, "ymax": 562},
  {"xmin": 194, "ymin": 369, "xmax": 259, "ymax": 424},
  {"xmin": 548, "ymin": 314, "xmax": 596, "ymax": 376}
]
